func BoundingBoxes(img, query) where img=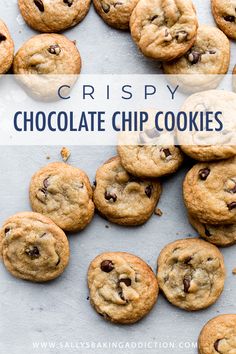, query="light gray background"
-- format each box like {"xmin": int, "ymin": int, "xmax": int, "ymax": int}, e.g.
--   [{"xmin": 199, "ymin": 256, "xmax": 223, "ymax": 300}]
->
[{"xmin": 0, "ymin": 1, "xmax": 236, "ymax": 354}]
